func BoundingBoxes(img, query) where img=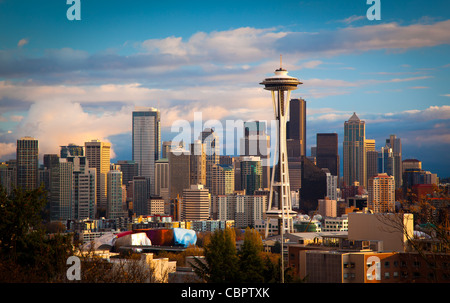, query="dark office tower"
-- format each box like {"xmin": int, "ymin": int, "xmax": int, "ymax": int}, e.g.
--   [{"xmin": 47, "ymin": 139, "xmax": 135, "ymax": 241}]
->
[
  {"xmin": 60, "ymin": 143, "xmax": 84, "ymax": 158},
  {"xmin": 41, "ymin": 154, "xmax": 59, "ymax": 193},
  {"xmin": 16, "ymin": 137, "xmax": 39, "ymax": 191},
  {"xmin": 44, "ymin": 154, "xmax": 59, "ymax": 170},
  {"xmin": 116, "ymin": 160, "xmax": 139, "ymax": 187},
  {"xmin": 386, "ymin": 135, "xmax": 402, "ymax": 189},
  {"xmin": 316, "ymin": 133, "xmax": 340, "ymax": 181},
  {"xmin": 287, "ymin": 98, "xmax": 306, "ymax": 157},
  {"xmin": 366, "ymin": 150, "xmax": 379, "ymax": 183},
  {"xmin": 241, "ymin": 121, "xmax": 270, "ymax": 189},
  {"xmin": 300, "ymin": 156, "xmax": 327, "ymax": 213},
  {"xmin": 132, "ymin": 176, "xmax": 150, "ymax": 216}
]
